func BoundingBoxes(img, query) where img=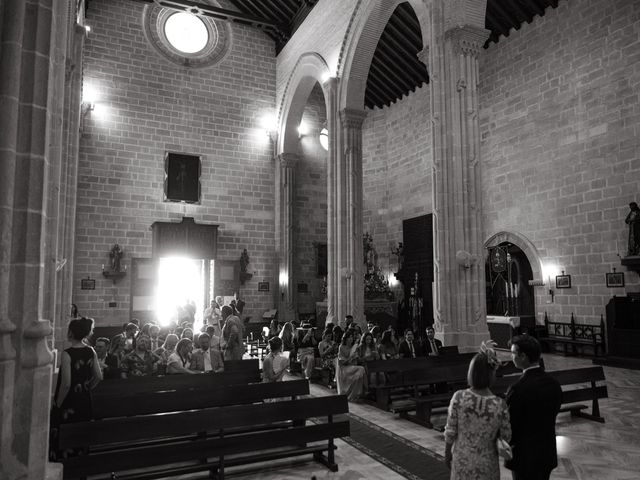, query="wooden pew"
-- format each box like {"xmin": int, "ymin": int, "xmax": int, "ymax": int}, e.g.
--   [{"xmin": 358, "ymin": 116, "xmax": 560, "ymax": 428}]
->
[
  {"xmin": 93, "ymin": 358, "xmax": 260, "ymax": 396},
  {"xmin": 59, "ymin": 395, "xmax": 350, "ymax": 479},
  {"xmin": 93, "ymin": 379, "xmax": 310, "ymax": 419},
  {"xmin": 493, "ymin": 366, "xmax": 608, "ymax": 423},
  {"xmin": 388, "ymin": 361, "xmax": 521, "ymax": 428},
  {"xmin": 365, "ymin": 353, "xmax": 476, "ymax": 410}
]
